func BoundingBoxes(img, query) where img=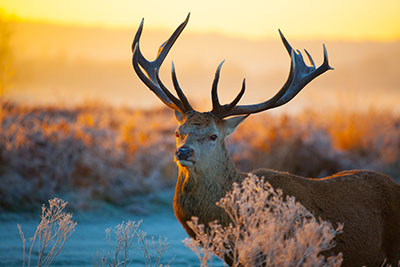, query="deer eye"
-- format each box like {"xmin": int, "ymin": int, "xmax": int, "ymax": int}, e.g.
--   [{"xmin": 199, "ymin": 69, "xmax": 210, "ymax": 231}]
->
[{"xmin": 209, "ymin": 134, "xmax": 218, "ymax": 141}]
